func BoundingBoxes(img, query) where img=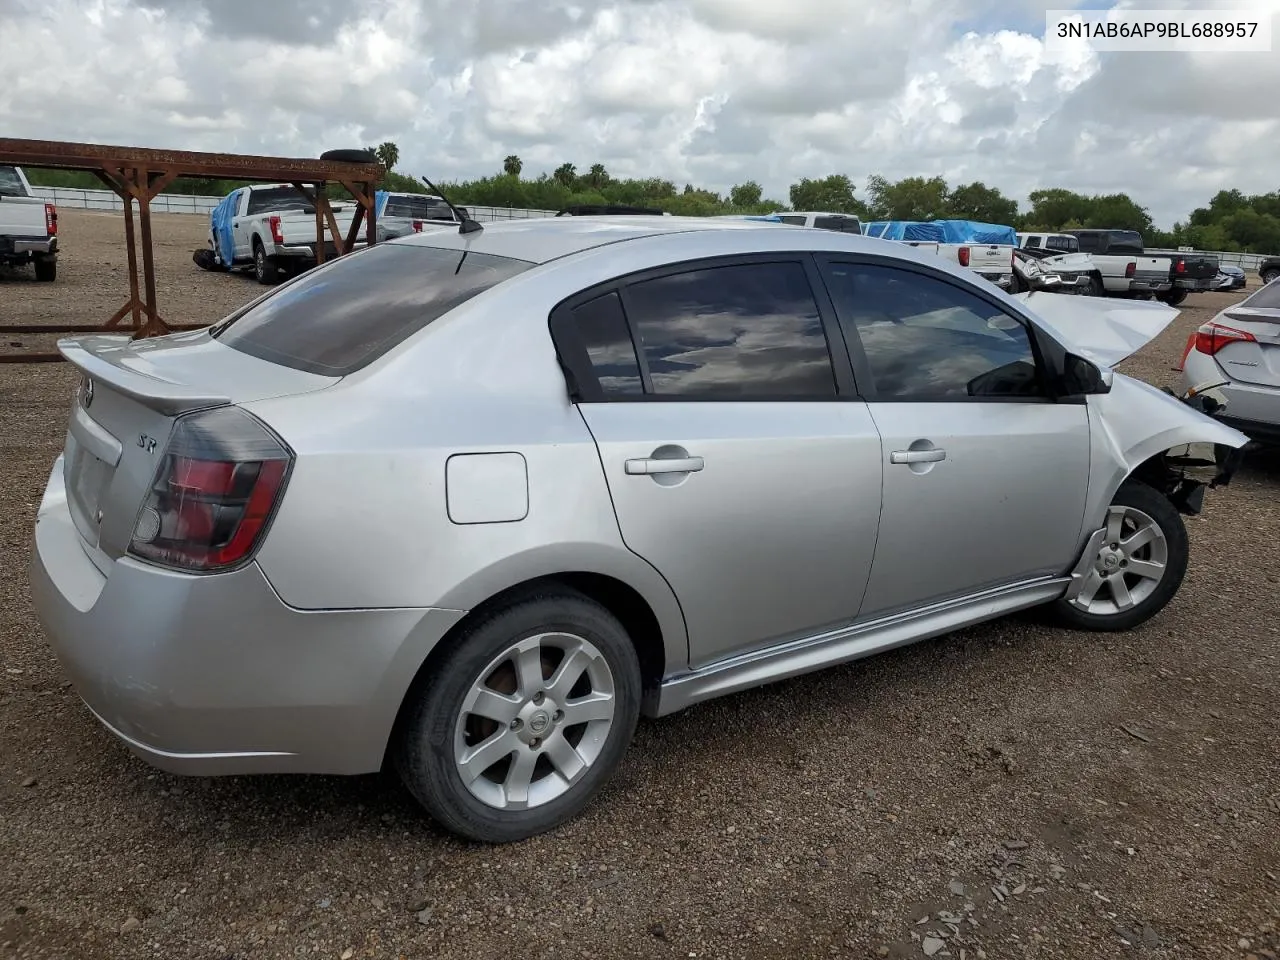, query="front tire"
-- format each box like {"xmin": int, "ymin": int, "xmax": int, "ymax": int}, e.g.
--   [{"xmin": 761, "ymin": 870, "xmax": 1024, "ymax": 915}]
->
[
  {"xmin": 1048, "ymin": 481, "xmax": 1189, "ymax": 632},
  {"xmin": 1262, "ymin": 268, "xmax": 1280, "ymax": 285},
  {"xmin": 394, "ymin": 590, "xmax": 642, "ymax": 843},
  {"xmin": 1087, "ymin": 274, "xmax": 1105, "ymax": 297}
]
